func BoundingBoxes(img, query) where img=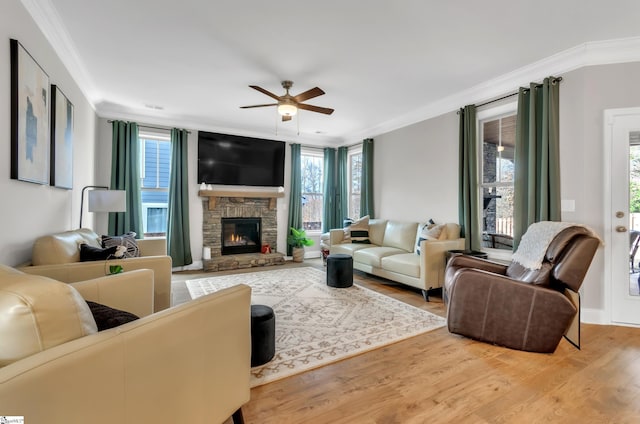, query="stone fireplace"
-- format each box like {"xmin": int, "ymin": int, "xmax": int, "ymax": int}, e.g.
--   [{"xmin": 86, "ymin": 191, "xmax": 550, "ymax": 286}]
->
[
  {"xmin": 200, "ymin": 190, "xmax": 285, "ymax": 271},
  {"xmin": 221, "ymin": 217, "xmax": 261, "ymax": 255}
]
